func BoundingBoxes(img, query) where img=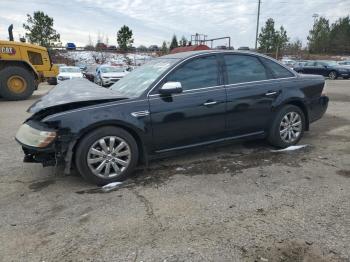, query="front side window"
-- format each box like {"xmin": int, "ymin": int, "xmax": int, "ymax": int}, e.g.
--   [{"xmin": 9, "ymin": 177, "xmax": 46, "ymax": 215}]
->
[
  {"xmin": 28, "ymin": 51, "xmax": 43, "ymax": 65},
  {"xmin": 166, "ymin": 55, "xmax": 219, "ymax": 91},
  {"xmin": 305, "ymin": 62, "xmax": 315, "ymax": 66},
  {"xmin": 224, "ymin": 54, "xmax": 269, "ymax": 84},
  {"xmin": 261, "ymin": 57, "xmax": 294, "ymax": 78}
]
